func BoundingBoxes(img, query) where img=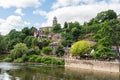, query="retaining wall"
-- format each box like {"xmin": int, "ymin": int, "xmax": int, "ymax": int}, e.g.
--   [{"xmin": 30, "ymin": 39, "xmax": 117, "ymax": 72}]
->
[{"xmin": 65, "ymin": 59, "xmax": 120, "ymax": 72}]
